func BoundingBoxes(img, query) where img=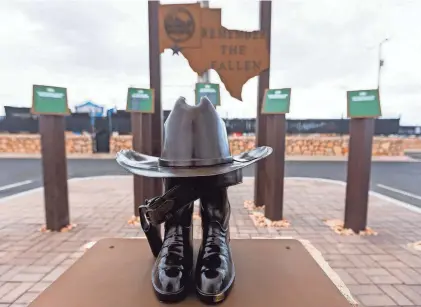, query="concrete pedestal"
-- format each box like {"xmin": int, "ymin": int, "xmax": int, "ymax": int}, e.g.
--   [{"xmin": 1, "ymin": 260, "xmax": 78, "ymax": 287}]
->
[{"xmin": 29, "ymin": 238, "xmax": 356, "ymax": 307}]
